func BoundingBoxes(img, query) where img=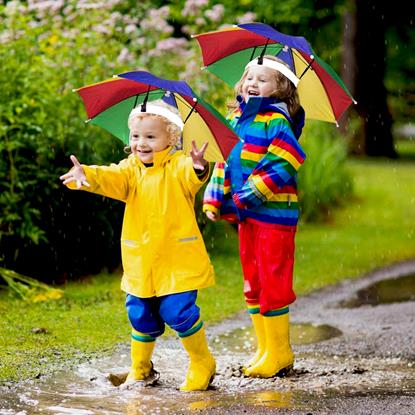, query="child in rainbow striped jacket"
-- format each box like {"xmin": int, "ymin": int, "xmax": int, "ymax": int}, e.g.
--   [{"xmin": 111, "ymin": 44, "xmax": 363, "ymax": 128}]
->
[{"xmin": 203, "ymin": 55, "xmax": 306, "ymax": 378}]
